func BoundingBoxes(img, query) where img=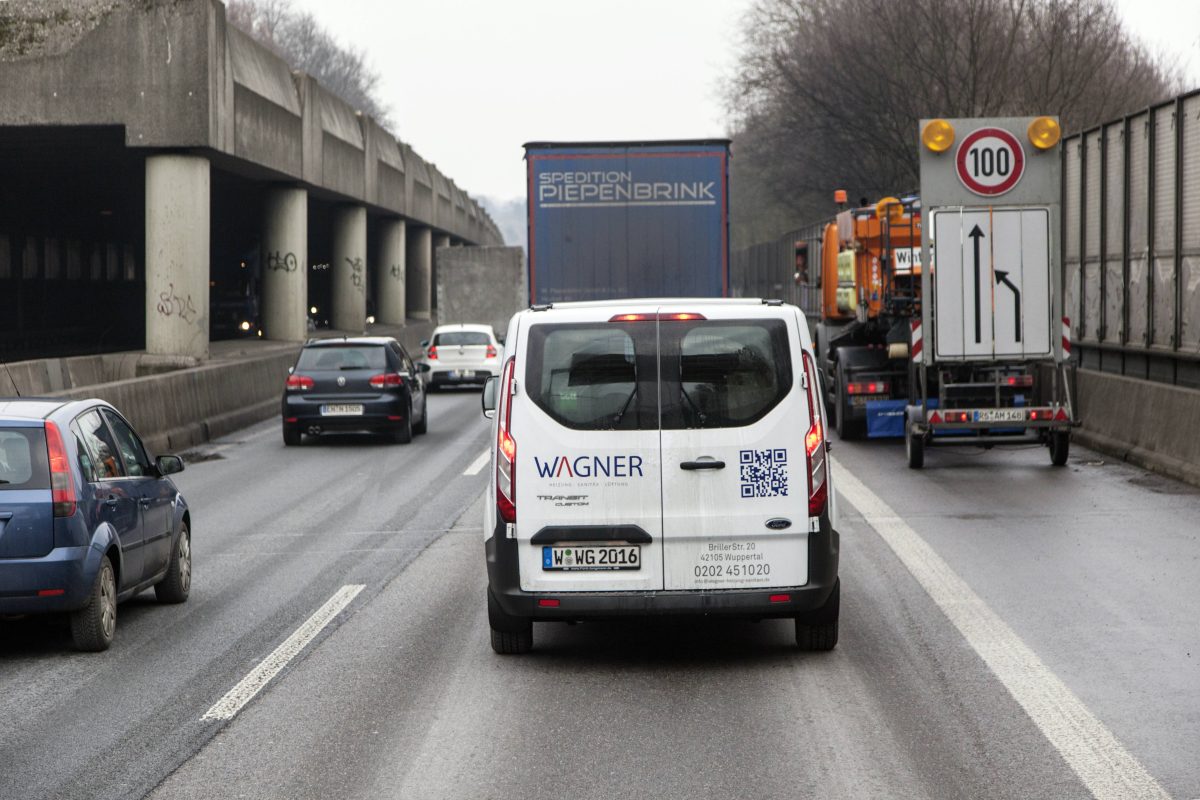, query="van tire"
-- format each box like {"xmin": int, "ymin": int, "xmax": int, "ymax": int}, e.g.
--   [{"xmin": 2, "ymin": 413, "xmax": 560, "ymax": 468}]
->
[
  {"xmin": 1049, "ymin": 430, "xmax": 1069, "ymax": 466},
  {"xmin": 71, "ymin": 556, "xmax": 117, "ymax": 652},
  {"xmin": 905, "ymin": 422, "xmax": 925, "ymax": 469},
  {"xmin": 488, "ymin": 588, "xmax": 532, "ymax": 654},
  {"xmin": 795, "ymin": 579, "xmax": 839, "ymax": 652}
]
